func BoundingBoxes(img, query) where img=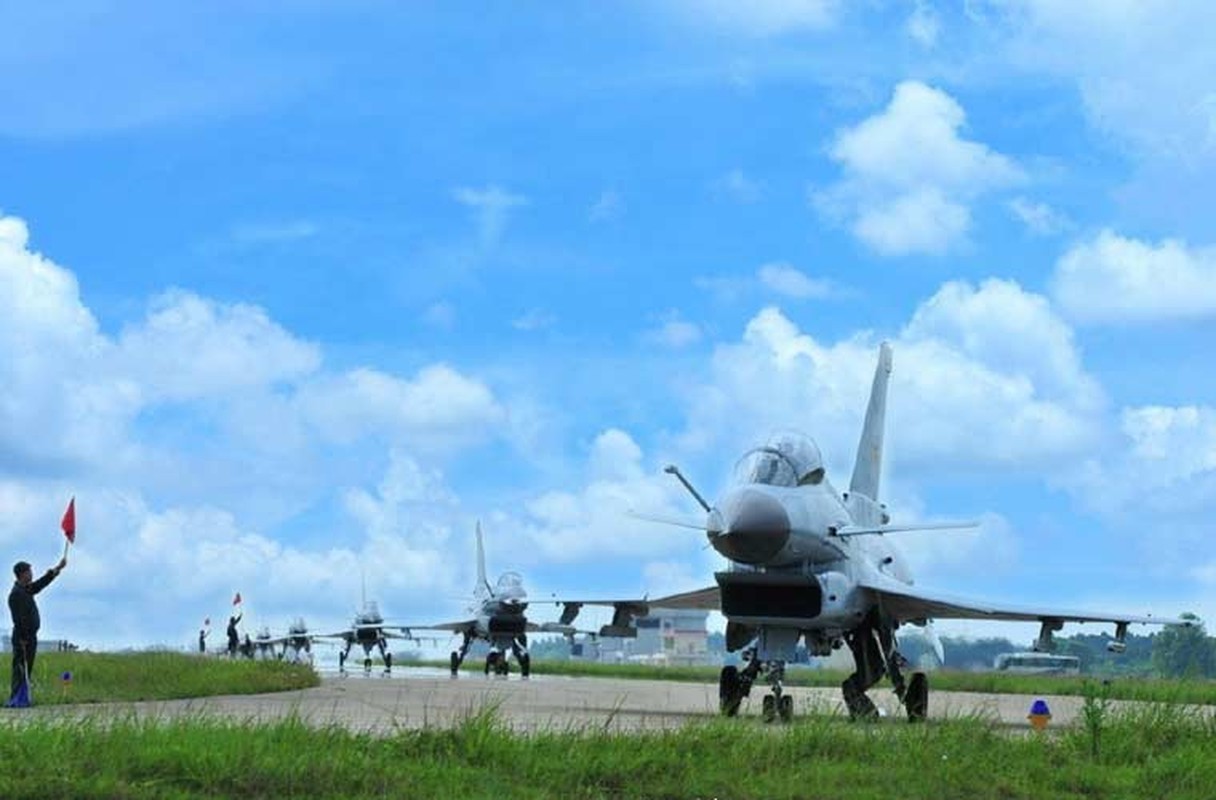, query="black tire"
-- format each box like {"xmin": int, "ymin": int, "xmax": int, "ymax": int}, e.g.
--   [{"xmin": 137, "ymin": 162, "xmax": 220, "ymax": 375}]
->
[
  {"xmin": 484, "ymin": 652, "xmax": 497, "ymax": 675},
  {"xmin": 761, "ymin": 694, "xmax": 777, "ymax": 724},
  {"xmin": 497, "ymin": 657, "xmax": 510, "ymax": 676},
  {"xmin": 520, "ymin": 654, "xmax": 531, "ymax": 678},
  {"xmin": 719, "ymin": 666, "xmax": 742, "ymax": 717},
  {"xmin": 905, "ymin": 672, "xmax": 928, "ymax": 722},
  {"xmin": 450, "ymin": 652, "xmax": 460, "ymax": 677},
  {"xmin": 778, "ymin": 694, "xmax": 794, "ymax": 722}
]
